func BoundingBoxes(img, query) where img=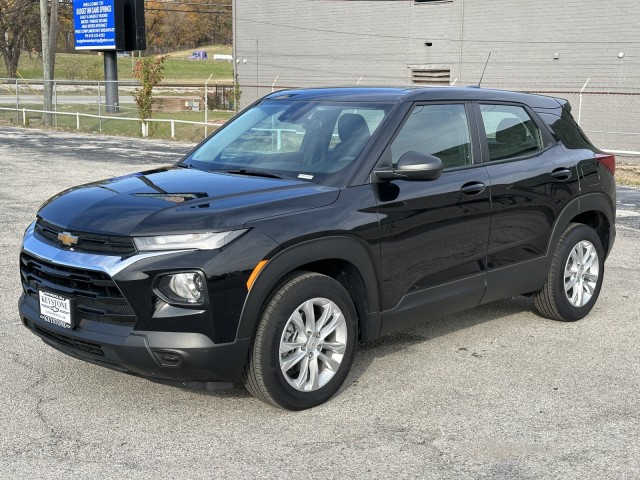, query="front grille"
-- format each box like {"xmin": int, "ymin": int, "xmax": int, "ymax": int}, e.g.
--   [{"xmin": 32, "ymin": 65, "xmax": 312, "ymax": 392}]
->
[
  {"xmin": 34, "ymin": 324, "xmax": 105, "ymax": 356},
  {"xmin": 20, "ymin": 253, "xmax": 137, "ymax": 327},
  {"xmin": 35, "ymin": 219, "xmax": 136, "ymax": 255}
]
